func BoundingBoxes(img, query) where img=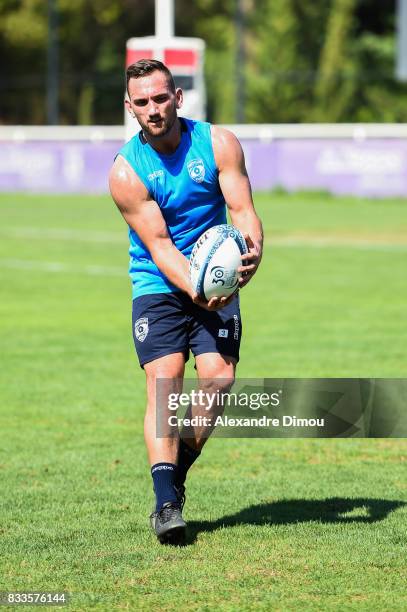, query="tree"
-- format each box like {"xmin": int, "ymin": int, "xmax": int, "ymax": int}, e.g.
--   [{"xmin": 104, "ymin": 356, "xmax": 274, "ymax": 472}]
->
[
  {"xmin": 313, "ymin": 0, "xmax": 357, "ymax": 121},
  {"xmin": 245, "ymin": 0, "xmax": 330, "ymax": 122},
  {"xmin": 0, "ymin": 0, "xmax": 155, "ymax": 124},
  {"xmin": 1, "ymin": 0, "xmax": 406, "ymax": 124}
]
